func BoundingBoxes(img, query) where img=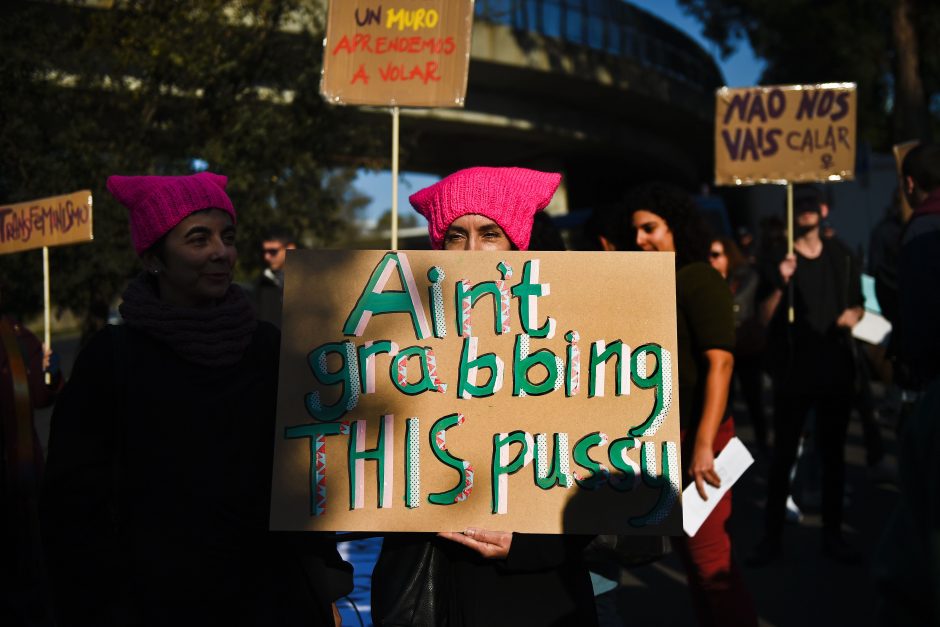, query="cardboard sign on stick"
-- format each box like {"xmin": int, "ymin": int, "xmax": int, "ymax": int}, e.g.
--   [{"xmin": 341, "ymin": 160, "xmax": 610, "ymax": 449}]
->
[
  {"xmin": 271, "ymin": 250, "xmax": 683, "ymax": 535},
  {"xmin": 715, "ymin": 83, "xmax": 857, "ymax": 186},
  {"xmin": 0, "ymin": 190, "xmax": 93, "ymax": 256},
  {"xmin": 320, "ymin": 0, "xmax": 474, "ymax": 107}
]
